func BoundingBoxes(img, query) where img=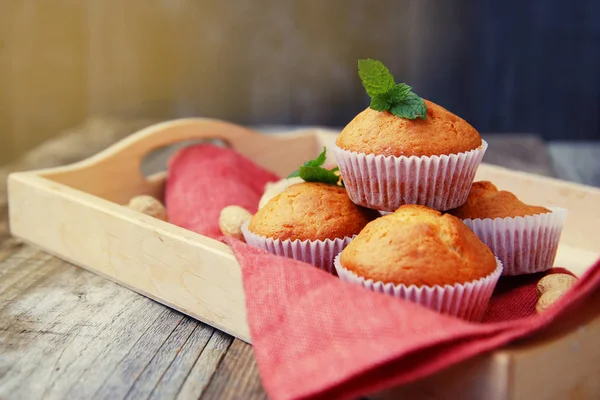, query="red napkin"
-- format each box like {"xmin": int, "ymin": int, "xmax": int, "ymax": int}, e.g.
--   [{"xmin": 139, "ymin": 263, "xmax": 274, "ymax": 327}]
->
[
  {"xmin": 166, "ymin": 144, "xmax": 600, "ymax": 400},
  {"xmin": 165, "ymin": 143, "xmax": 279, "ymax": 237}
]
